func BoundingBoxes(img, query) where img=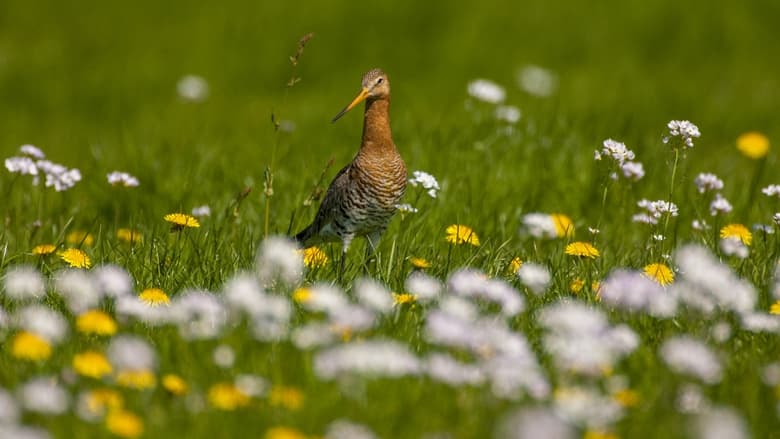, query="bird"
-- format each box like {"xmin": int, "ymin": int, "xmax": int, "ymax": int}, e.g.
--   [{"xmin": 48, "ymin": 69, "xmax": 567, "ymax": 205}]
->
[{"xmin": 294, "ymin": 68, "xmax": 407, "ymax": 276}]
